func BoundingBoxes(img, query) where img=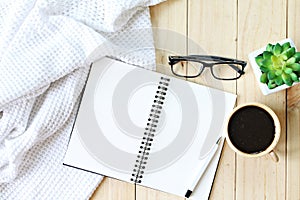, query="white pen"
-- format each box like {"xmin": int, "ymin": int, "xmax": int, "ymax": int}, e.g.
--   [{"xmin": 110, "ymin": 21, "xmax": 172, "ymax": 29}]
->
[{"xmin": 185, "ymin": 137, "xmax": 222, "ymax": 198}]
